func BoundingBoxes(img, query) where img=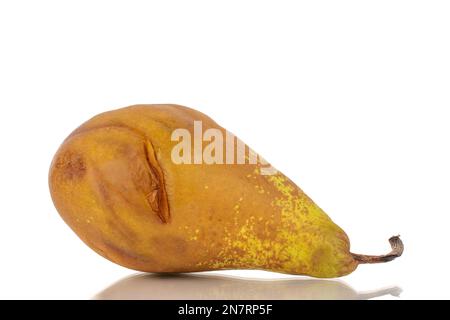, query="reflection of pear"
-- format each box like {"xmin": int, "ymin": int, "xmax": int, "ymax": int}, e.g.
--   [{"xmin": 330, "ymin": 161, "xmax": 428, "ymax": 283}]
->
[
  {"xmin": 94, "ymin": 274, "xmax": 402, "ymax": 300},
  {"xmin": 49, "ymin": 104, "xmax": 403, "ymax": 278}
]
